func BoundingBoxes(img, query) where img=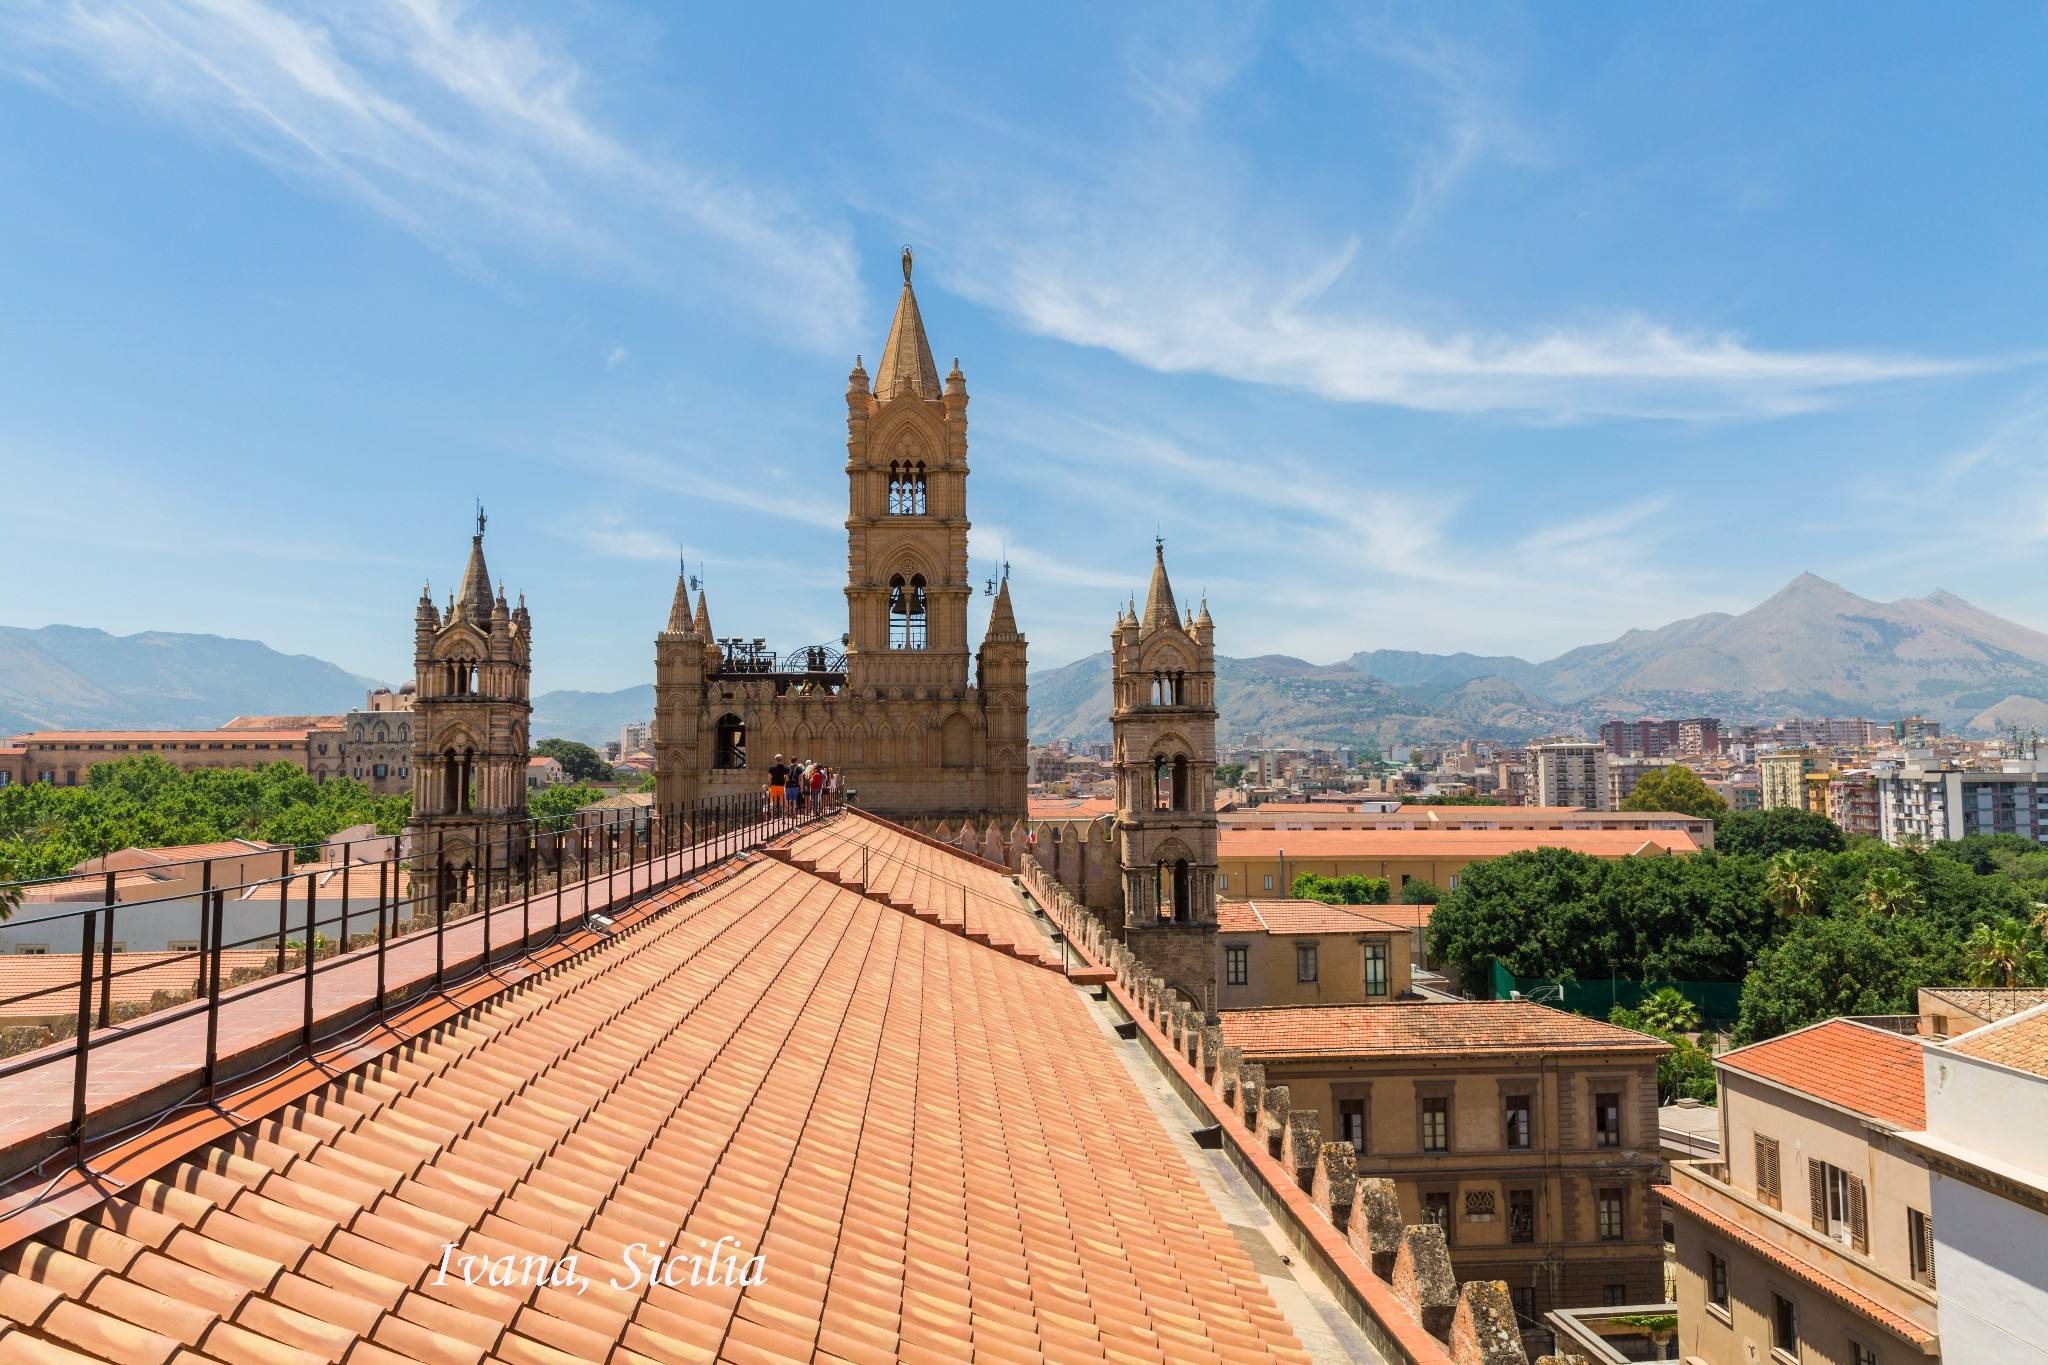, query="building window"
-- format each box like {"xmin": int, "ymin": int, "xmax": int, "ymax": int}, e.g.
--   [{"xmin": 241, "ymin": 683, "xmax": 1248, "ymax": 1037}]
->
[
  {"xmin": 1218, "ymin": 873, "xmax": 1228, "ymax": 890},
  {"xmin": 167, "ymin": 940, "xmax": 201, "ymax": 953},
  {"xmin": 1908, "ymin": 1208, "xmax": 1936, "ymax": 1286},
  {"xmin": 887, "ymin": 460, "xmax": 927, "ymax": 515},
  {"xmin": 1709, "ymin": 1252, "xmax": 1729, "ymax": 1310},
  {"xmin": 888, "ymin": 573, "xmax": 928, "ymax": 649},
  {"xmin": 713, "ymin": 714, "xmax": 747, "ymax": 770},
  {"xmin": 1594, "ymin": 1091, "xmax": 1621, "ymax": 1147},
  {"xmin": 1447, "ymin": 873, "xmax": 1459, "ymax": 890},
  {"xmin": 1755, "ymin": 1134, "xmax": 1782, "ymax": 1209},
  {"xmin": 1337, "ymin": 1098, "xmax": 1367, "ymax": 1155},
  {"xmin": 1420, "ymin": 1095, "xmax": 1450, "ymax": 1152},
  {"xmin": 1602, "ymin": 1284, "xmax": 1627, "ymax": 1307},
  {"xmin": 1295, "ymin": 943, "xmax": 1318, "ymax": 983},
  {"xmin": 16, "ymin": 945, "xmax": 48, "ymax": 956},
  {"xmin": 1225, "ymin": 944, "xmax": 1248, "ymax": 986},
  {"xmin": 1852, "ymin": 1343, "xmax": 1878, "ymax": 1365},
  {"xmin": 1509, "ymin": 1286, "xmax": 1534, "ymax": 1326},
  {"xmin": 1421, "ymin": 1190, "xmax": 1452, "ymax": 1240},
  {"xmin": 1262, "ymin": 874, "xmax": 1274, "ymax": 891},
  {"xmin": 1809, "ymin": 1159, "xmax": 1869, "ymax": 1253},
  {"xmin": 1363, "ymin": 942, "xmax": 1389, "ymax": 997},
  {"xmin": 1772, "ymin": 1293, "xmax": 1799, "ymax": 1357},
  {"xmin": 1503, "ymin": 1094, "xmax": 1531, "ymax": 1150},
  {"xmin": 1597, "ymin": 1188, "xmax": 1624, "ymax": 1241},
  {"xmin": 1507, "ymin": 1188, "xmax": 1535, "ymax": 1245}
]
